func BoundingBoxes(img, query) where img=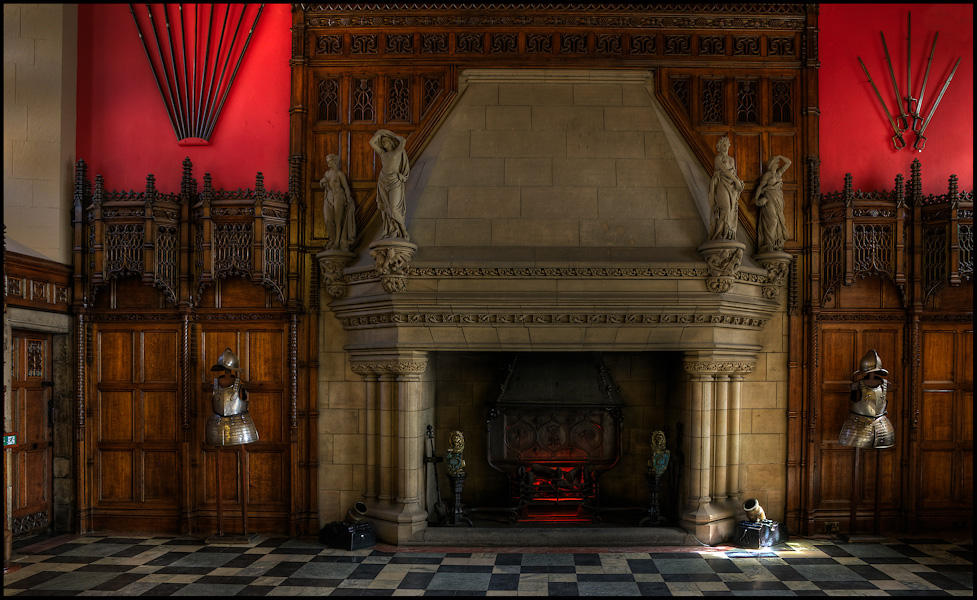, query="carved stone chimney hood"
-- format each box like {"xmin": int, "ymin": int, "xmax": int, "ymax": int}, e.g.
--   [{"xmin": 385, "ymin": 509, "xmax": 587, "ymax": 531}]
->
[{"xmin": 328, "ymin": 69, "xmax": 781, "ymax": 357}]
